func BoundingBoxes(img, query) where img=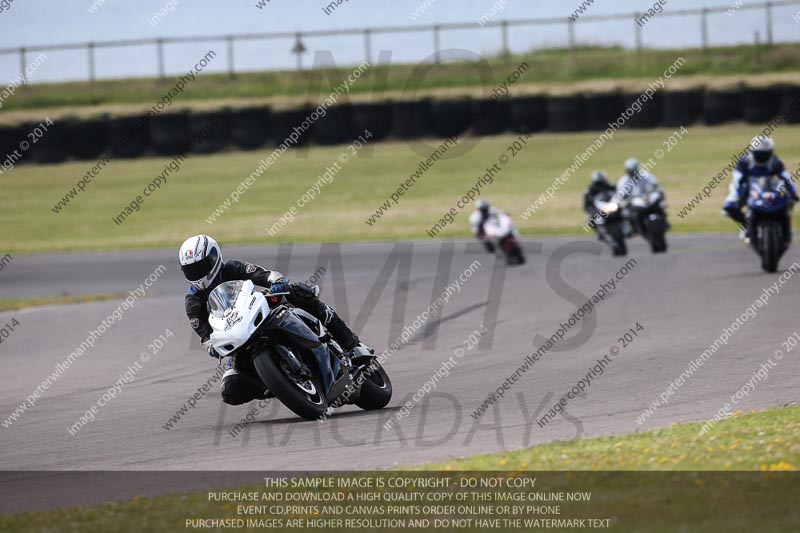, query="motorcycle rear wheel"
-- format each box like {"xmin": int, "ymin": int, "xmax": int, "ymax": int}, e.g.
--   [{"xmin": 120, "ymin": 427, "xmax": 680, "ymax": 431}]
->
[
  {"xmin": 354, "ymin": 361, "xmax": 393, "ymax": 411},
  {"xmin": 253, "ymin": 348, "xmax": 328, "ymax": 421}
]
